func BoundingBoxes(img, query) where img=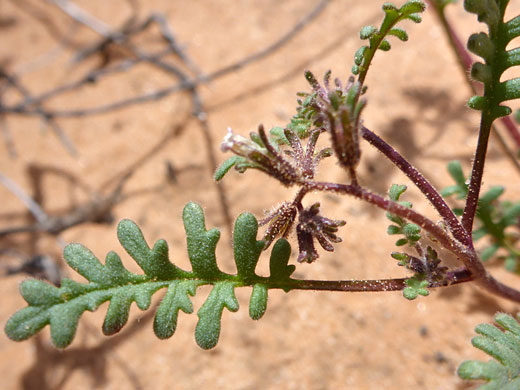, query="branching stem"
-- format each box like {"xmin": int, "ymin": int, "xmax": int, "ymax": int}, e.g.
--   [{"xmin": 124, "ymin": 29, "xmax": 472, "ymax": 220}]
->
[
  {"xmin": 303, "ymin": 180, "xmax": 520, "ymax": 302},
  {"xmin": 360, "ymin": 125, "xmax": 471, "ymax": 245},
  {"xmin": 306, "ymin": 181, "xmax": 461, "ymax": 253}
]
